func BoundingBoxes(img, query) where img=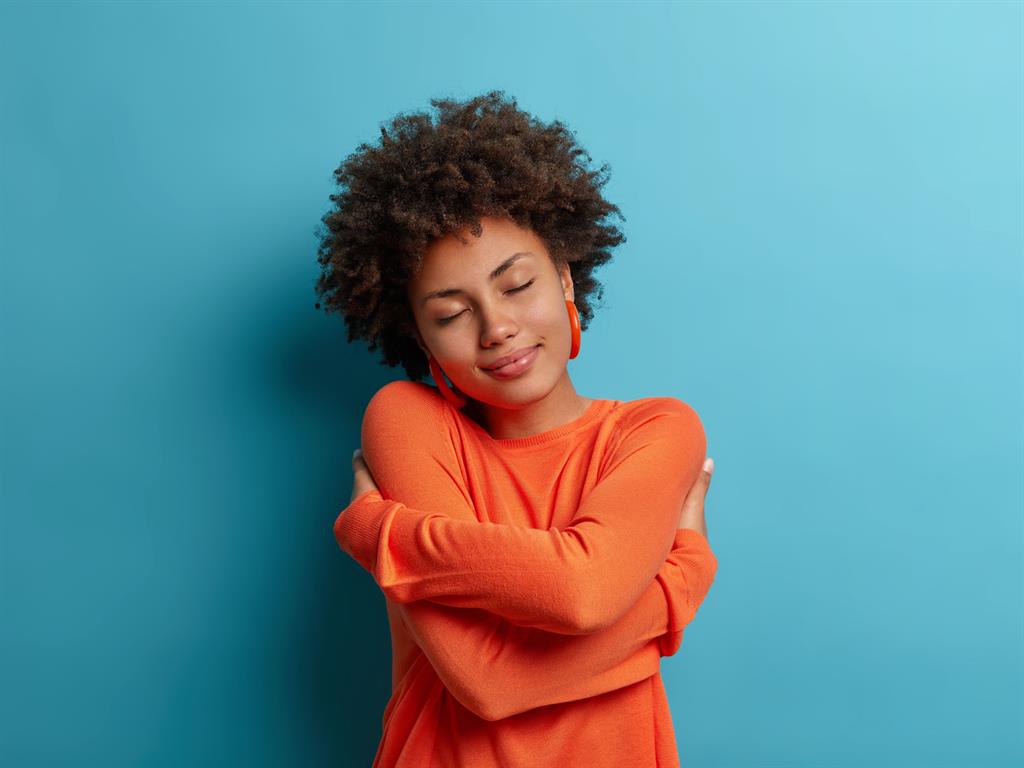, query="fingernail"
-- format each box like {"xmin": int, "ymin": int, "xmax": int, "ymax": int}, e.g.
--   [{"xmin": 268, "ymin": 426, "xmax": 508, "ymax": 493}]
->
[{"xmin": 703, "ymin": 458, "xmax": 714, "ymax": 474}]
